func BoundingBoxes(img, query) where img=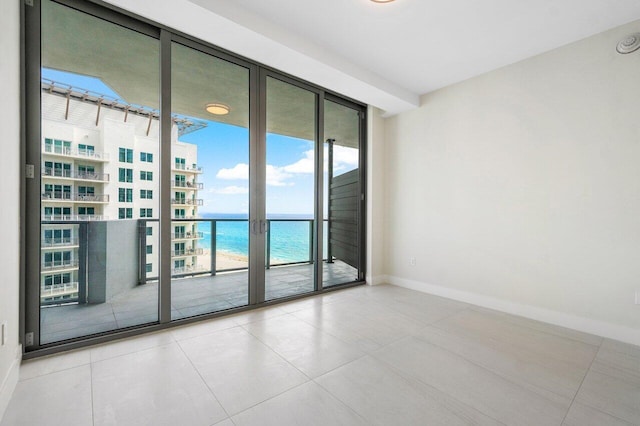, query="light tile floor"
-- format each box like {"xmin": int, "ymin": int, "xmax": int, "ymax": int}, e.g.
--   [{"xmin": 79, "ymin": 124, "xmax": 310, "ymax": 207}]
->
[{"xmin": 3, "ymin": 284, "xmax": 639, "ymax": 426}]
